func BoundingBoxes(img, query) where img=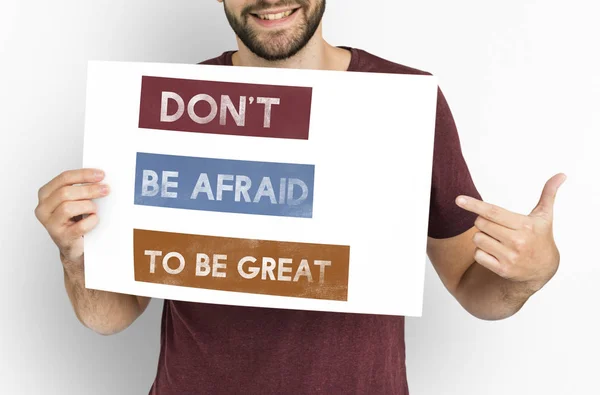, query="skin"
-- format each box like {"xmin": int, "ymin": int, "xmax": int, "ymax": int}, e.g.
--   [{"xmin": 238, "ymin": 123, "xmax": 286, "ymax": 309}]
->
[{"xmin": 35, "ymin": 0, "xmax": 565, "ymax": 335}]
